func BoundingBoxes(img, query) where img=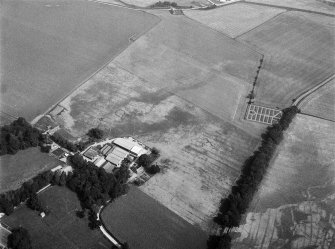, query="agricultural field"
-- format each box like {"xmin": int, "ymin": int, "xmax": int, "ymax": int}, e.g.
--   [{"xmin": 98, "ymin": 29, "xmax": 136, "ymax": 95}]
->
[
  {"xmin": 247, "ymin": 0, "xmax": 335, "ymax": 15},
  {"xmin": 1, "ymin": 186, "xmax": 111, "ymax": 249},
  {"xmin": 49, "ymin": 12, "xmax": 264, "ymax": 231},
  {"xmin": 233, "ymin": 115, "xmax": 335, "ymax": 249},
  {"xmin": 101, "ymin": 186, "xmax": 207, "ymax": 249},
  {"xmin": 238, "ymin": 11, "xmax": 335, "ymax": 107},
  {"xmin": 0, "ymin": 148, "xmax": 62, "ymax": 192},
  {"xmin": 1, "ymin": 0, "xmax": 159, "ymax": 123},
  {"xmin": 185, "ymin": 3, "xmax": 286, "ymax": 38},
  {"xmin": 299, "ymin": 78, "xmax": 335, "ymax": 122},
  {"xmin": 118, "ymin": 0, "xmax": 211, "ymax": 8}
]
